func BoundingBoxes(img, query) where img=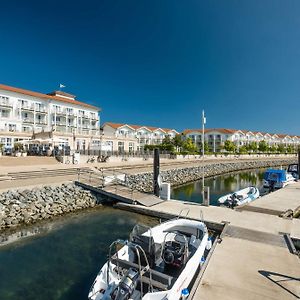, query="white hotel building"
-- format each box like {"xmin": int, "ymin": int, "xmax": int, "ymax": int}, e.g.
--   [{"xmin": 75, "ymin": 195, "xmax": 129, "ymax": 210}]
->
[
  {"xmin": 0, "ymin": 84, "xmax": 100, "ymax": 150},
  {"xmin": 183, "ymin": 128, "xmax": 300, "ymax": 152}
]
